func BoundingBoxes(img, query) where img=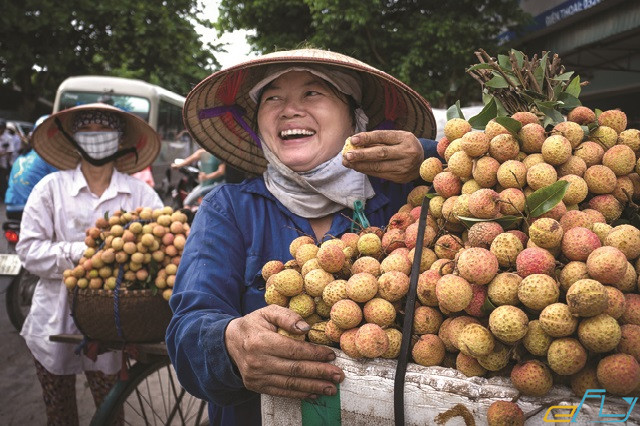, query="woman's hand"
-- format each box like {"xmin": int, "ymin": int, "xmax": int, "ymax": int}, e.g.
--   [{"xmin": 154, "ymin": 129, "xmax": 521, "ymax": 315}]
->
[
  {"xmin": 224, "ymin": 305, "xmax": 344, "ymax": 400},
  {"xmin": 342, "ymin": 130, "xmax": 424, "ymax": 183},
  {"xmin": 198, "ymin": 172, "xmax": 207, "ymax": 182}
]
